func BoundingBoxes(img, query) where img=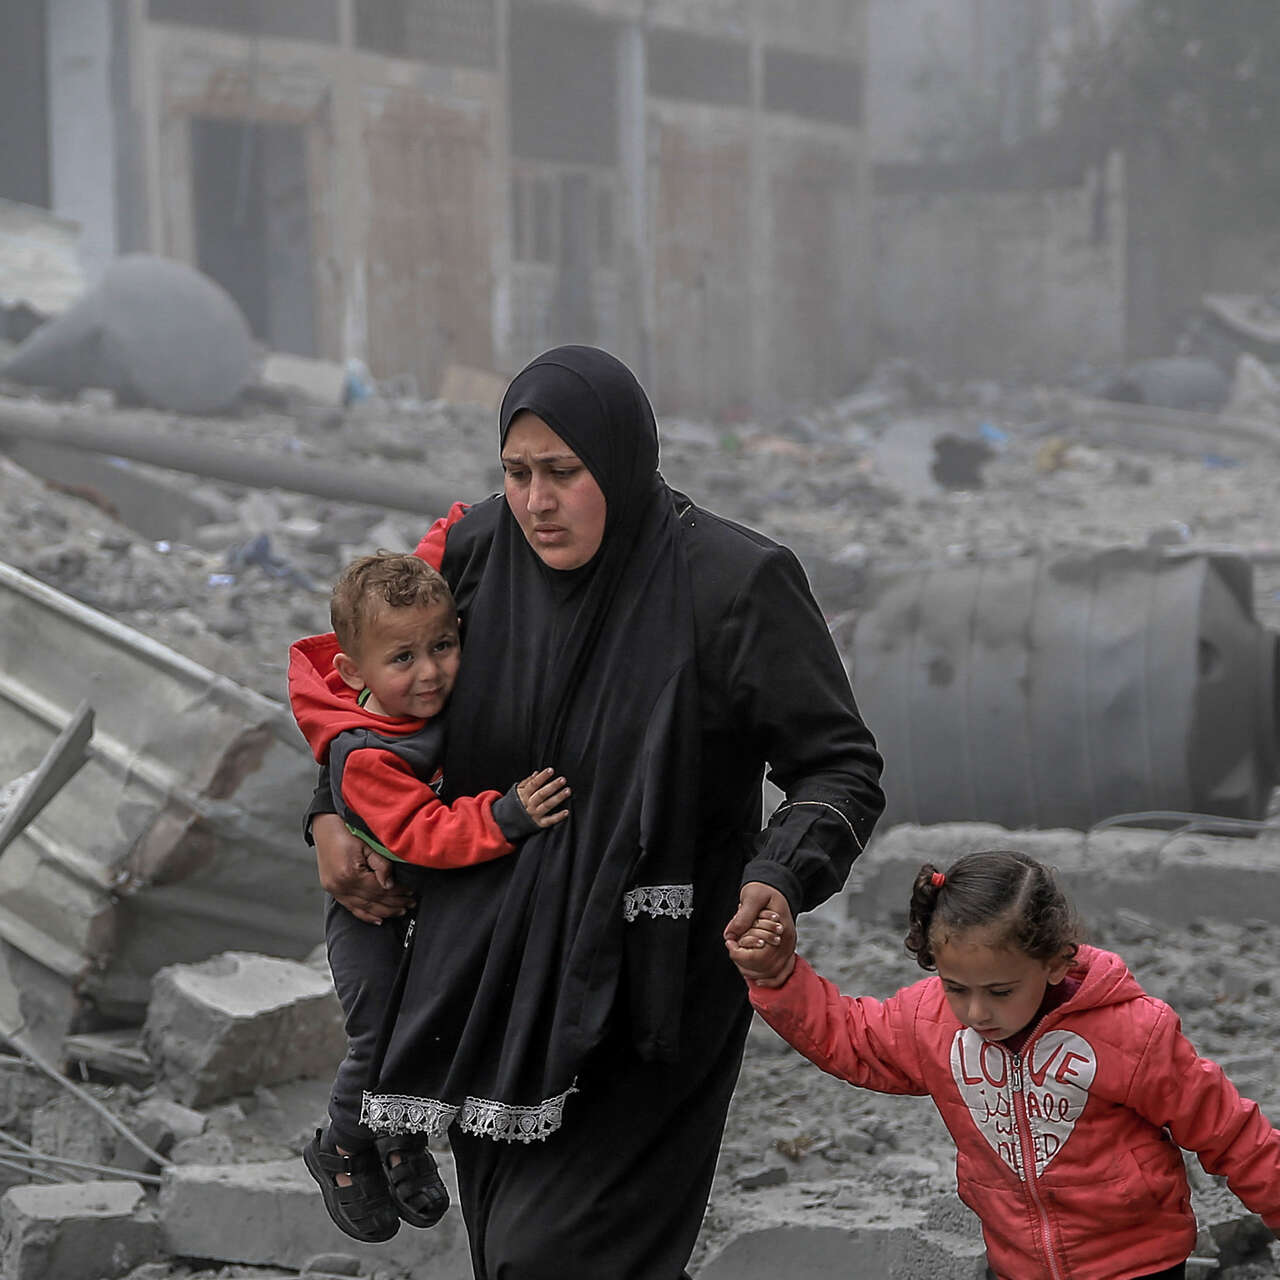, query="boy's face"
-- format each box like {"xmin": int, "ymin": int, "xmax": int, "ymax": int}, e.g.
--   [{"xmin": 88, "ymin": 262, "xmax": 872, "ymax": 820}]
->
[{"xmin": 334, "ymin": 598, "xmax": 461, "ymax": 720}]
